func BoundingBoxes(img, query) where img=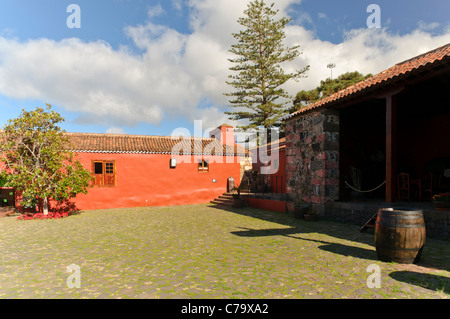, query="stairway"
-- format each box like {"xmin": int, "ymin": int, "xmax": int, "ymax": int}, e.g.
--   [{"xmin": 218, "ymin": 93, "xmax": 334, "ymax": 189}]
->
[
  {"xmin": 0, "ymin": 206, "xmax": 15, "ymax": 218},
  {"xmin": 210, "ymin": 193, "xmax": 234, "ymax": 207}
]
